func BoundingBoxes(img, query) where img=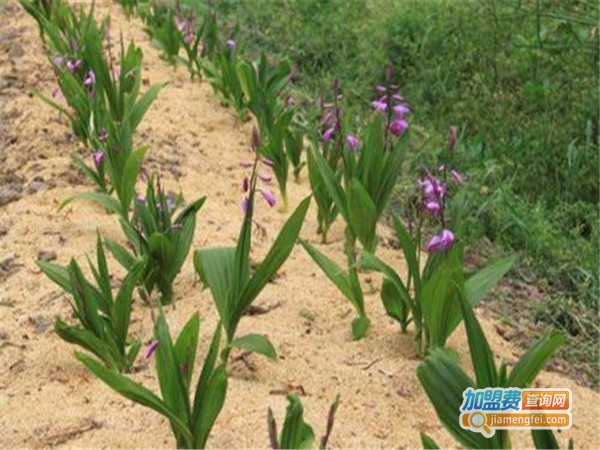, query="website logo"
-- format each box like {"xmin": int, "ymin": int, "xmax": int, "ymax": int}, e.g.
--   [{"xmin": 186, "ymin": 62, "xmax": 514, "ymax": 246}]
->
[{"xmin": 459, "ymin": 388, "xmax": 572, "ymax": 437}]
